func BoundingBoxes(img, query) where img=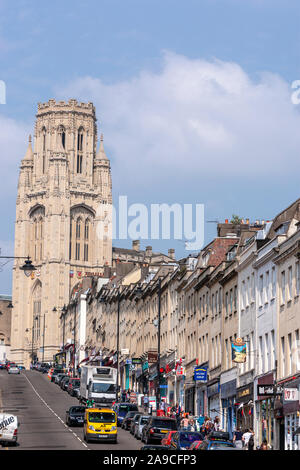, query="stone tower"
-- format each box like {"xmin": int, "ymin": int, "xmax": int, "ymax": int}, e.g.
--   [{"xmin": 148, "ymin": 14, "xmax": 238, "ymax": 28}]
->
[{"xmin": 11, "ymin": 99, "xmax": 112, "ymax": 367}]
